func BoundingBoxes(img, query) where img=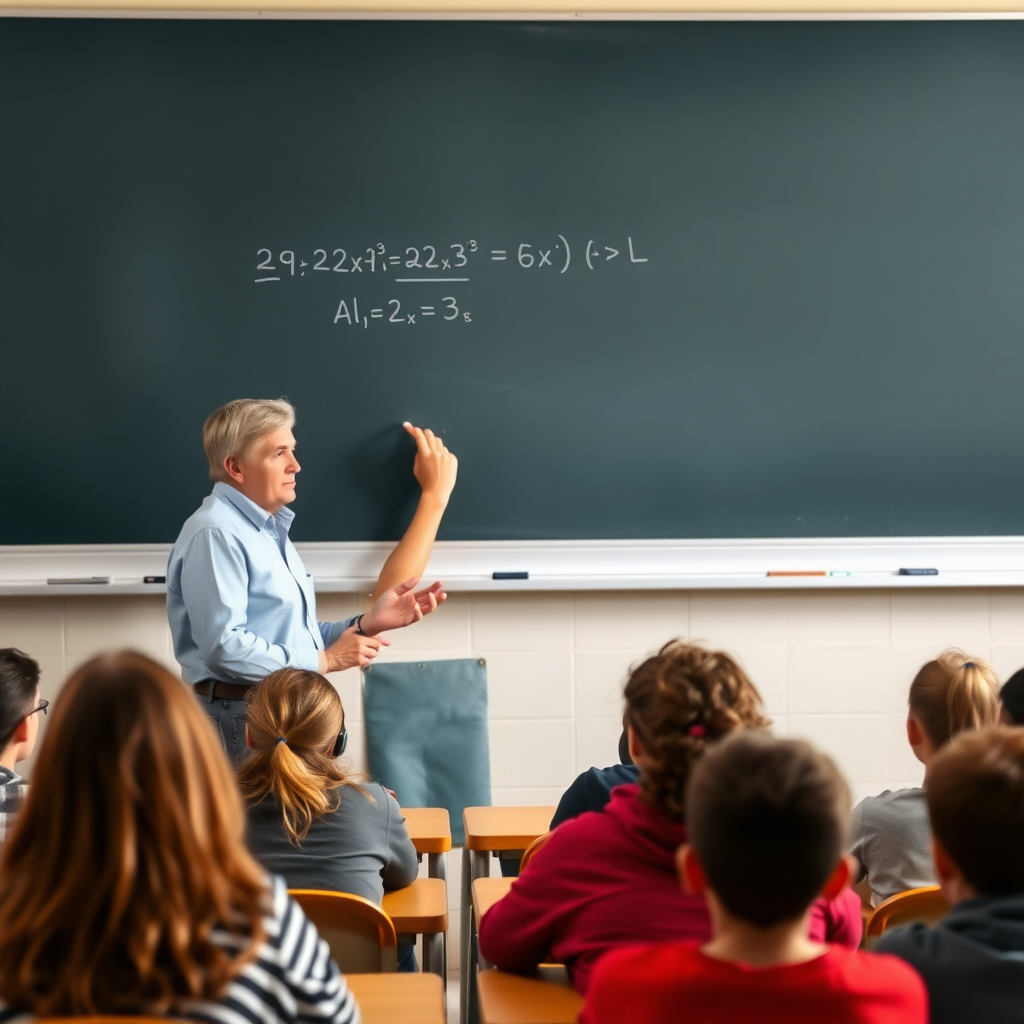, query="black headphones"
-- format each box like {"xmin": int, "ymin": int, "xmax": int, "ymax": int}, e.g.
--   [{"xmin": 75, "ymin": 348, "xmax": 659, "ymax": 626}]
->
[{"xmin": 332, "ymin": 723, "xmax": 348, "ymax": 758}]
